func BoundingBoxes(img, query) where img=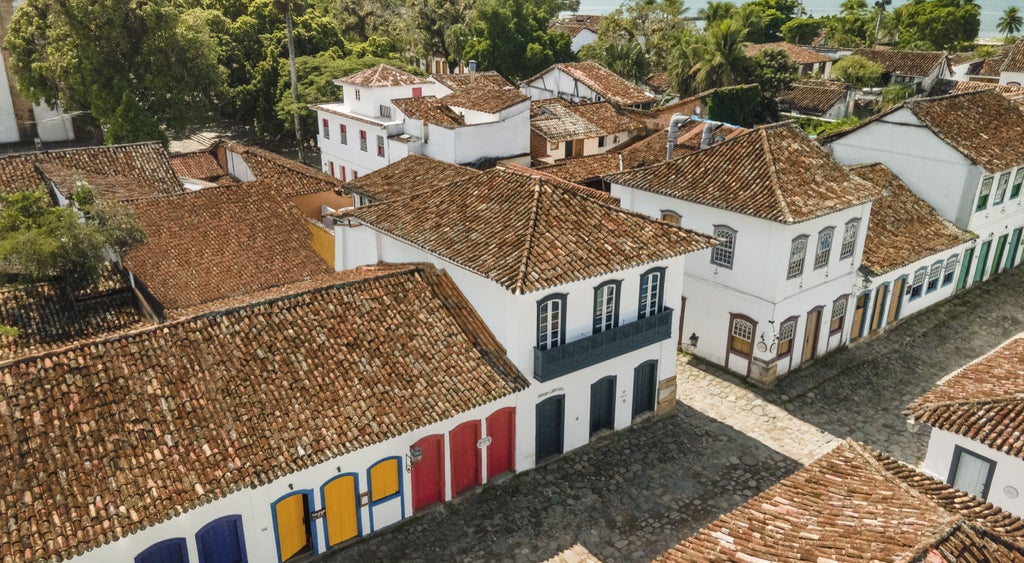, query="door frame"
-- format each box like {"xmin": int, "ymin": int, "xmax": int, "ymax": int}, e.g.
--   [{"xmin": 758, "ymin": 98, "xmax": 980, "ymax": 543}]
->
[
  {"xmin": 196, "ymin": 515, "xmax": 248, "ymax": 563},
  {"xmin": 870, "ymin": 283, "xmax": 888, "ymax": 333},
  {"xmin": 271, "ymin": 490, "xmax": 317, "ymax": 563},
  {"xmin": 319, "ymin": 473, "xmax": 362, "ymax": 548},
  {"xmin": 410, "ymin": 435, "xmax": 445, "ymax": 514},
  {"xmin": 957, "ymin": 247, "xmax": 975, "ymax": 290},
  {"xmin": 589, "ymin": 375, "xmax": 617, "ymax": 437},
  {"xmin": 992, "ymin": 233, "xmax": 1009, "ymax": 277},
  {"xmin": 535, "ymin": 394, "xmax": 565, "ymax": 463},
  {"xmin": 802, "ymin": 306, "xmax": 824, "ymax": 363},
  {"xmin": 486, "ymin": 407, "xmax": 516, "ymax": 480},
  {"xmin": 1007, "ymin": 227, "xmax": 1023, "ymax": 270},
  {"xmin": 888, "ymin": 275, "xmax": 907, "ymax": 325},
  {"xmin": 449, "ymin": 420, "xmax": 482, "ymax": 497},
  {"xmin": 974, "ymin": 240, "xmax": 992, "ymax": 283},
  {"xmin": 366, "ymin": 456, "xmax": 405, "ymax": 531},
  {"xmin": 724, "ymin": 313, "xmax": 757, "ymax": 377},
  {"xmin": 851, "ymin": 291, "xmax": 870, "ymax": 341}
]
